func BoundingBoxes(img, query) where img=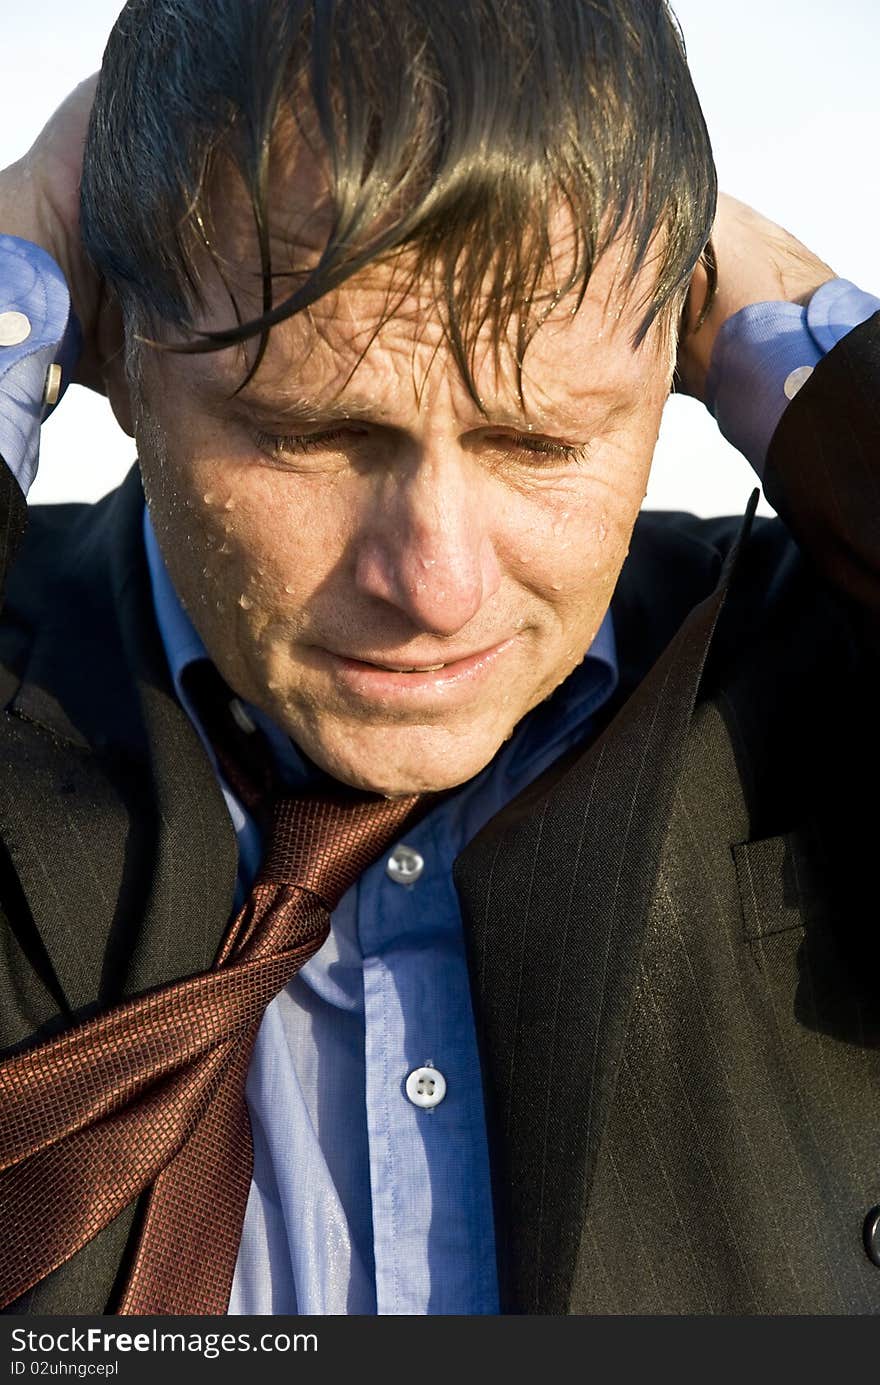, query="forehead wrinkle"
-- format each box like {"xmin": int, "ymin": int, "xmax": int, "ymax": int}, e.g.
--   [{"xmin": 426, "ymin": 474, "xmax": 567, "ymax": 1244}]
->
[
  {"xmin": 189, "ymin": 300, "xmax": 649, "ymax": 437},
  {"xmin": 191, "ymin": 231, "xmax": 662, "ymax": 431},
  {"xmin": 208, "ymin": 294, "xmax": 643, "ymax": 432}
]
